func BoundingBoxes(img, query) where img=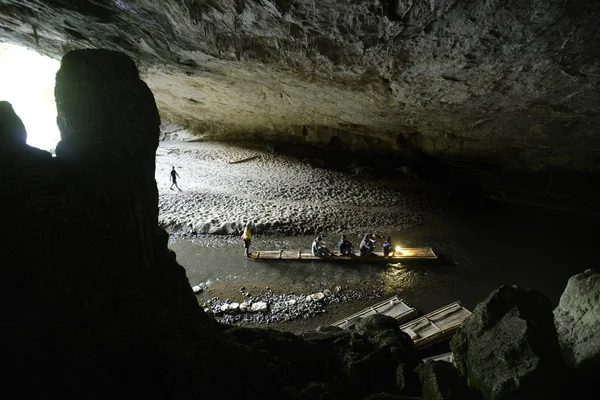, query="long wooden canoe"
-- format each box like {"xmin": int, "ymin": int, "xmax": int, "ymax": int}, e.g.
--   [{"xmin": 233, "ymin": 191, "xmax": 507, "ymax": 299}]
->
[
  {"xmin": 330, "ymin": 296, "xmax": 418, "ymax": 329},
  {"xmin": 250, "ymin": 248, "xmax": 437, "ymax": 262},
  {"xmin": 399, "ymin": 301, "xmax": 472, "ymax": 349}
]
